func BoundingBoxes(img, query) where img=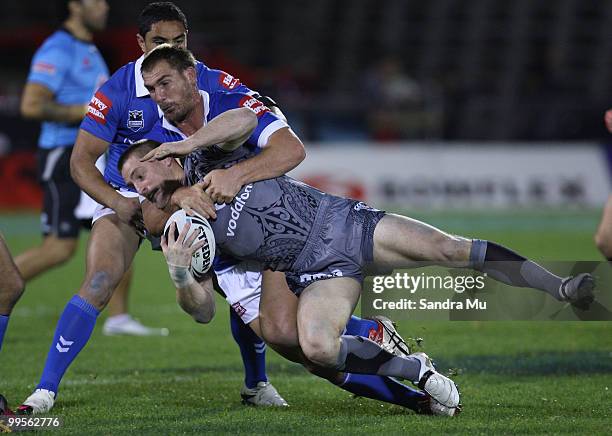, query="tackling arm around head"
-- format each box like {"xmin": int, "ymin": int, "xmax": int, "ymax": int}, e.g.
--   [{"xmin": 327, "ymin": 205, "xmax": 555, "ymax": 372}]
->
[{"xmin": 141, "ymin": 107, "xmax": 258, "ymax": 161}]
